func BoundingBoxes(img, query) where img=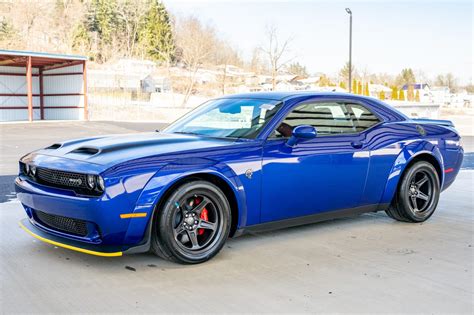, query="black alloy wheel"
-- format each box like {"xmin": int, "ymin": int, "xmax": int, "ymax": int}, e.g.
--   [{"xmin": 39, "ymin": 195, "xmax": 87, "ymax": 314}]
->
[
  {"xmin": 406, "ymin": 169, "xmax": 434, "ymax": 214},
  {"xmin": 386, "ymin": 161, "xmax": 440, "ymax": 222},
  {"xmin": 151, "ymin": 180, "xmax": 231, "ymax": 264},
  {"xmin": 172, "ymin": 193, "xmax": 221, "ymax": 251}
]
